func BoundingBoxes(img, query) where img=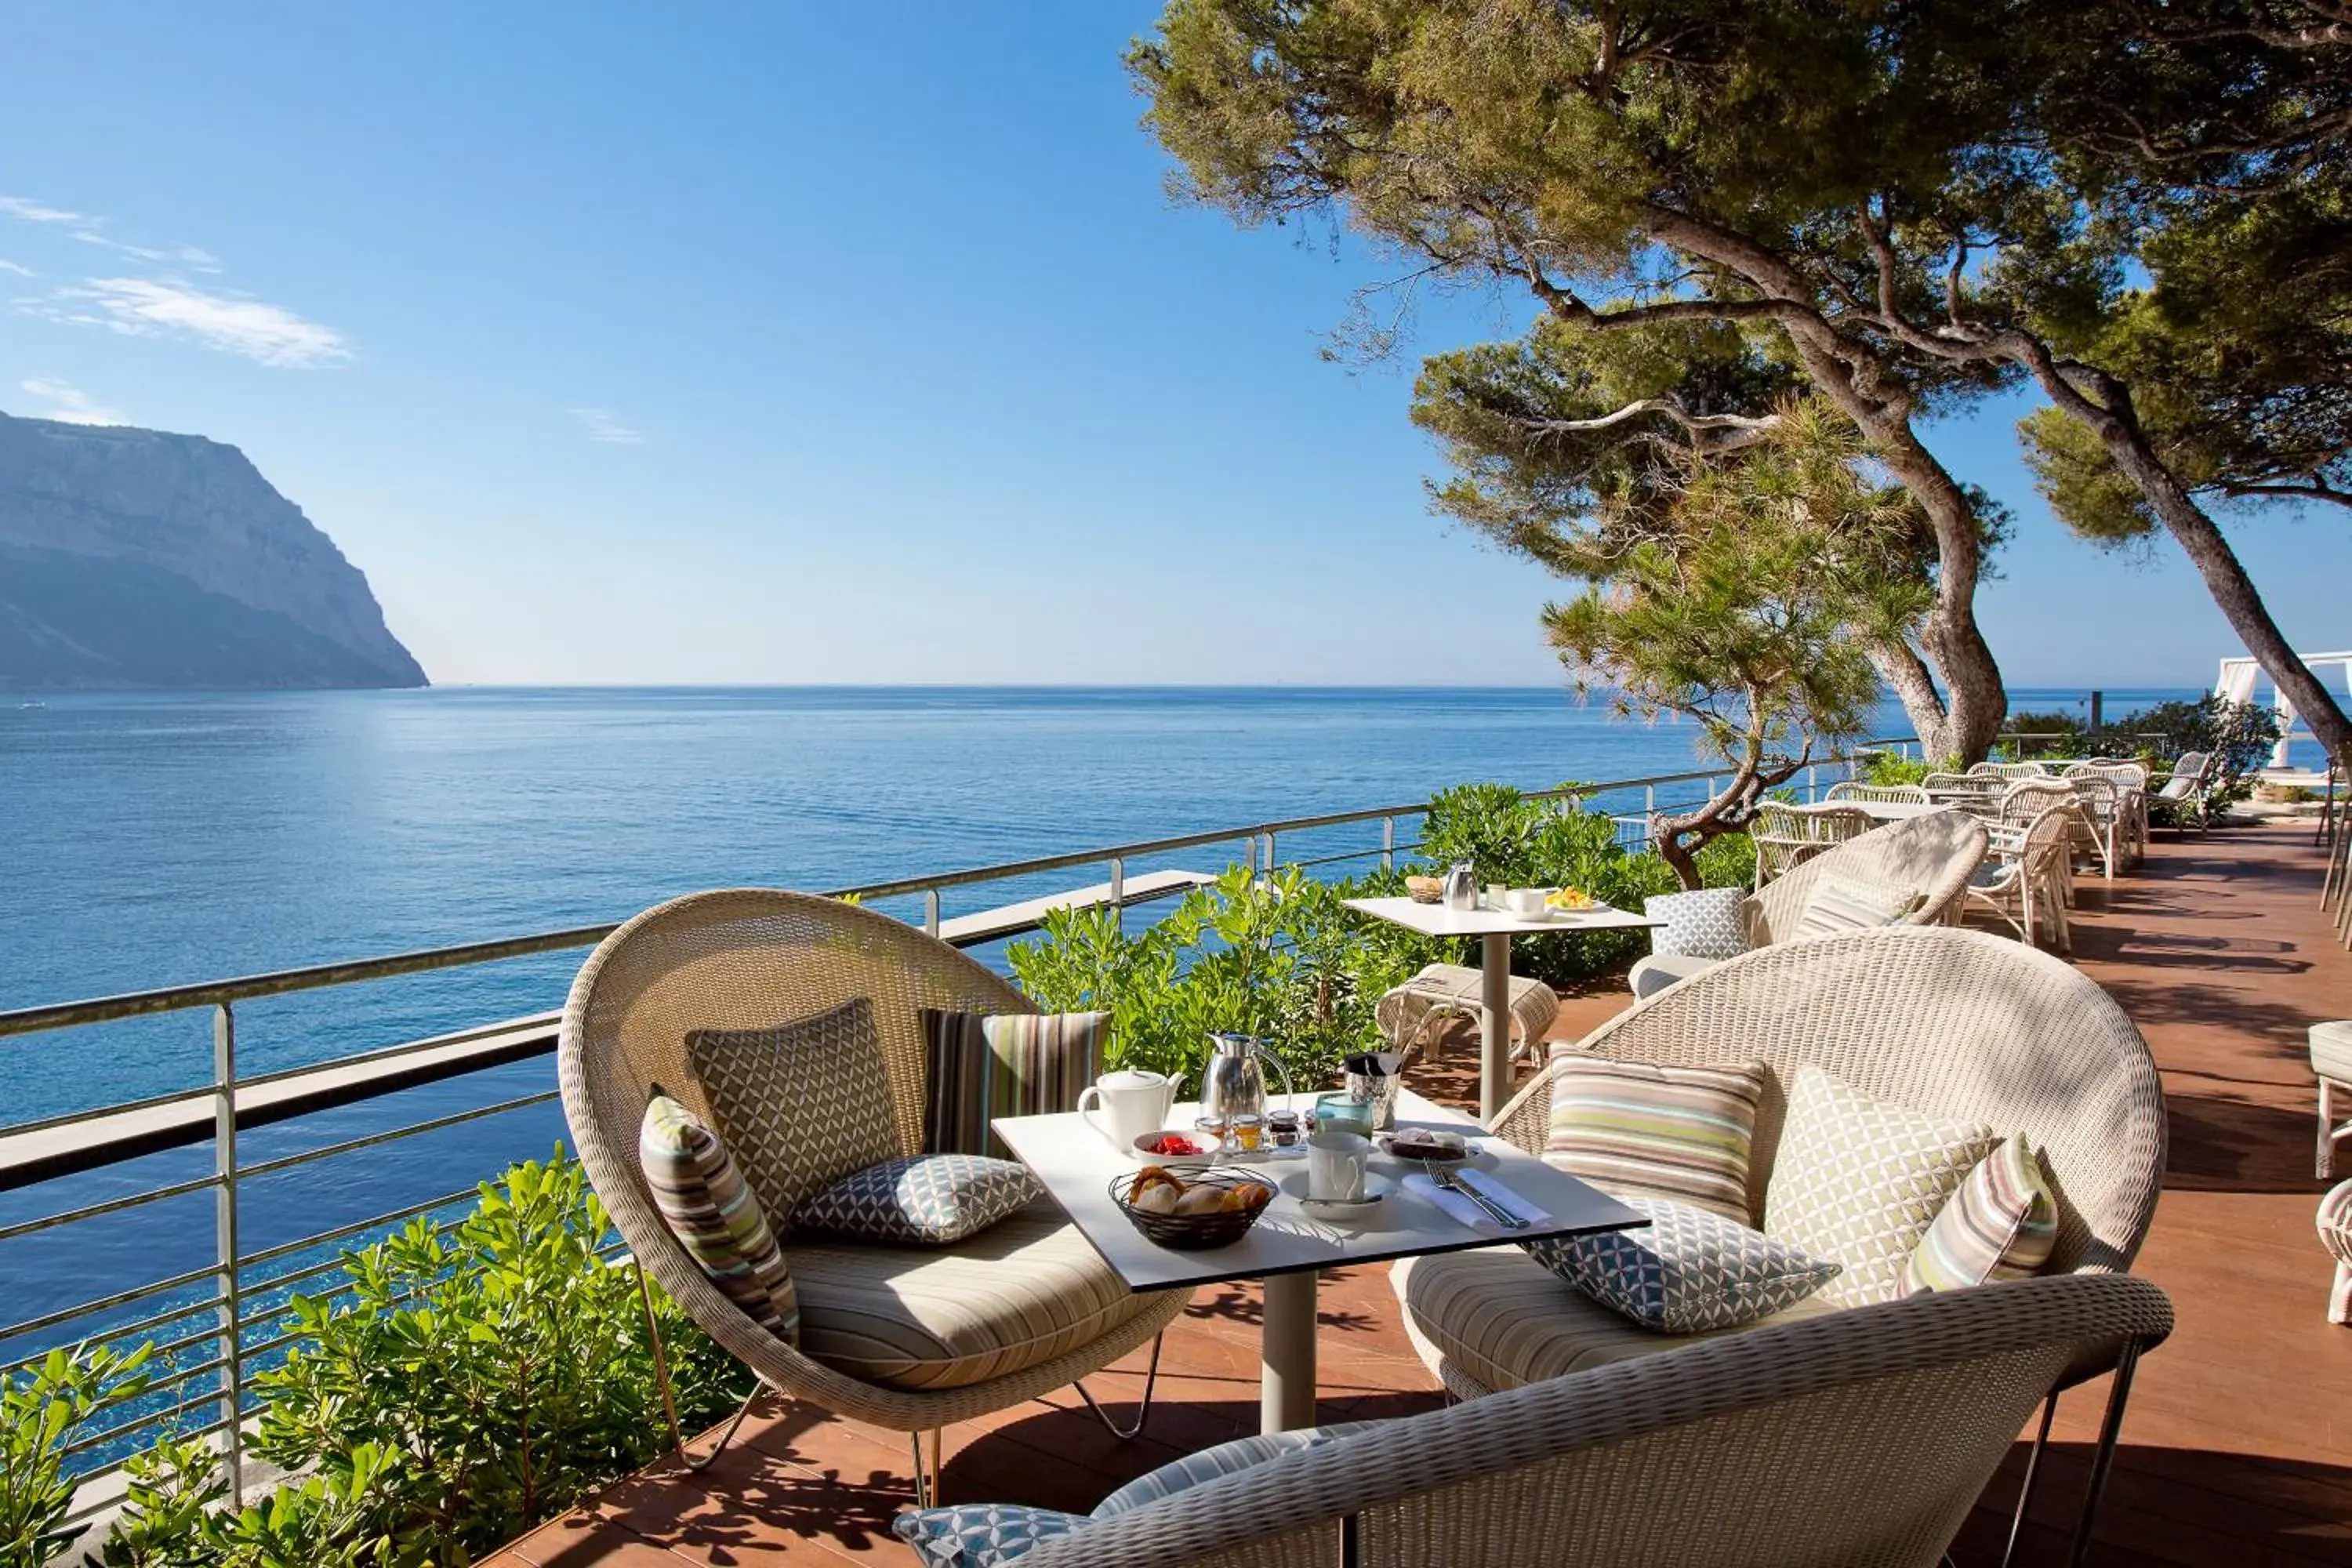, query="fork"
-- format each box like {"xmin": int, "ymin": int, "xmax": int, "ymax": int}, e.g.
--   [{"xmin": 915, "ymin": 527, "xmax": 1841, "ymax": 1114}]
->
[{"xmin": 1425, "ymin": 1160, "xmax": 1528, "ymax": 1229}]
